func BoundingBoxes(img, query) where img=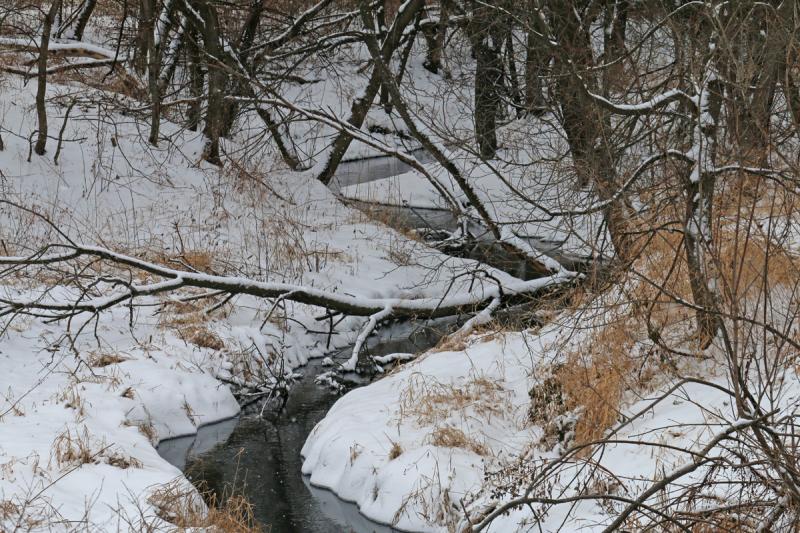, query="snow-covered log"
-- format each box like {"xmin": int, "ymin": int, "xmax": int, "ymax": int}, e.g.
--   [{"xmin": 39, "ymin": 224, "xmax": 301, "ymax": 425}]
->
[{"xmin": 0, "ymin": 243, "xmax": 578, "ymax": 321}]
